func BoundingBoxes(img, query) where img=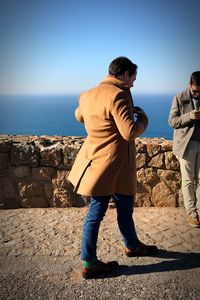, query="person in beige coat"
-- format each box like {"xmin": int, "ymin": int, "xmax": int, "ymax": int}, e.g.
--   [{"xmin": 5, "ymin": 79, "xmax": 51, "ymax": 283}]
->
[
  {"xmin": 68, "ymin": 57, "xmax": 158, "ymax": 279},
  {"xmin": 169, "ymin": 71, "xmax": 200, "ymax": 228}
]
